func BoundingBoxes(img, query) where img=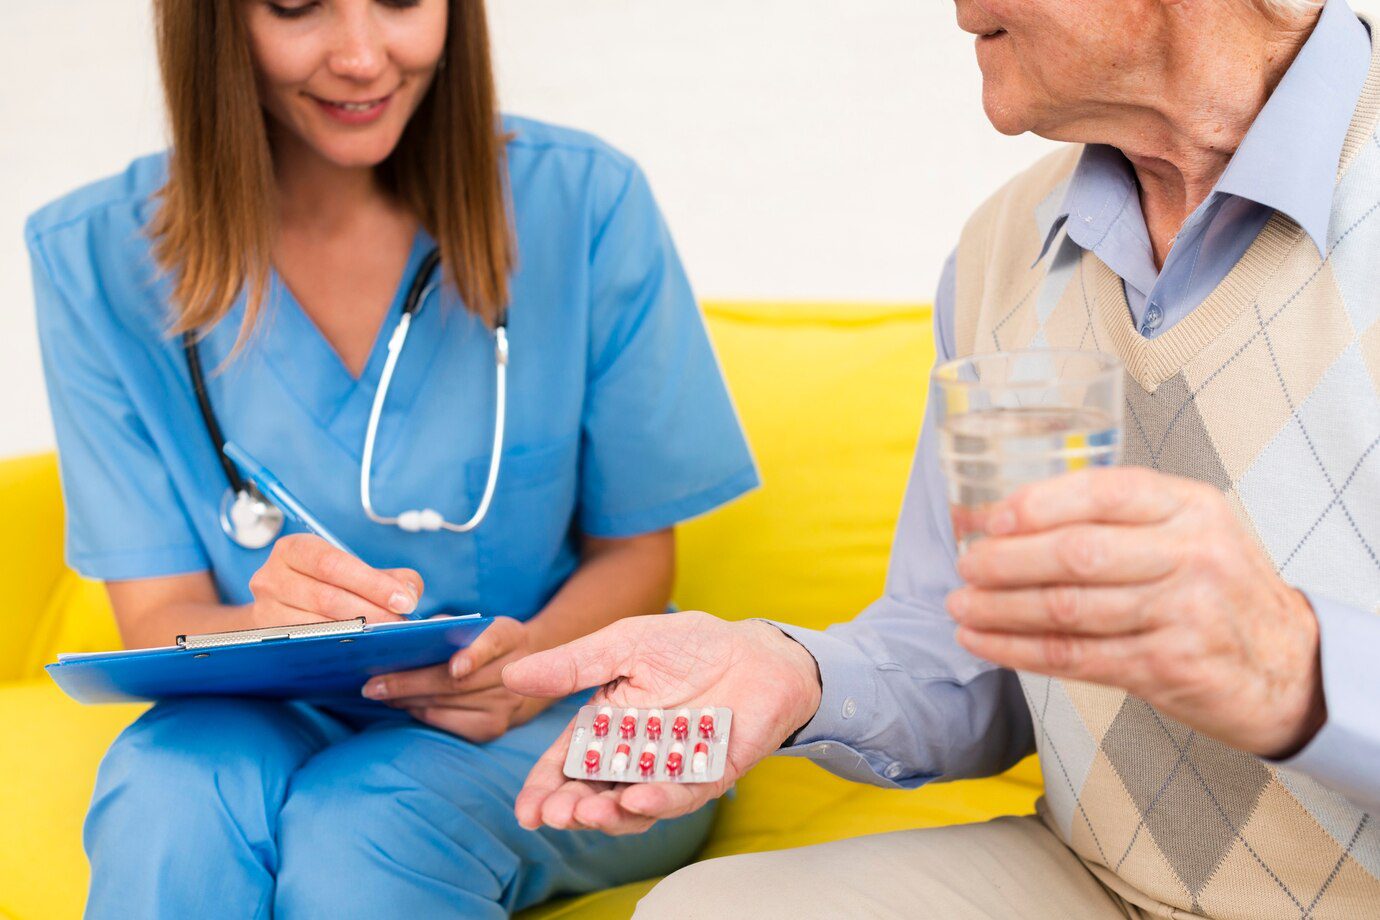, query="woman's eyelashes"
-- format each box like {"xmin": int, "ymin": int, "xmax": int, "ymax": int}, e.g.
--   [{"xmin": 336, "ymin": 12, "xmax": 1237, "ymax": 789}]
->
[
  {"xmin": 265, "ymin": 0, "xmax": 422, "ymax": 17},
  {"xmin": 265, "ymin": 1, "xmax": 319, "ymax": 20}
]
